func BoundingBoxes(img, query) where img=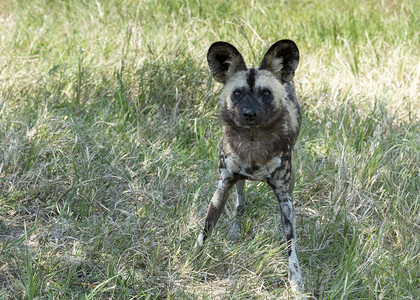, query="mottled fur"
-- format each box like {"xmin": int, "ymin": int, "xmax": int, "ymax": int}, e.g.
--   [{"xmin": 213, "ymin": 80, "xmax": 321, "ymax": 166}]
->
[{"xmin": 196, "ymin": 40, "xmax": 305, "ymax": 294}]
